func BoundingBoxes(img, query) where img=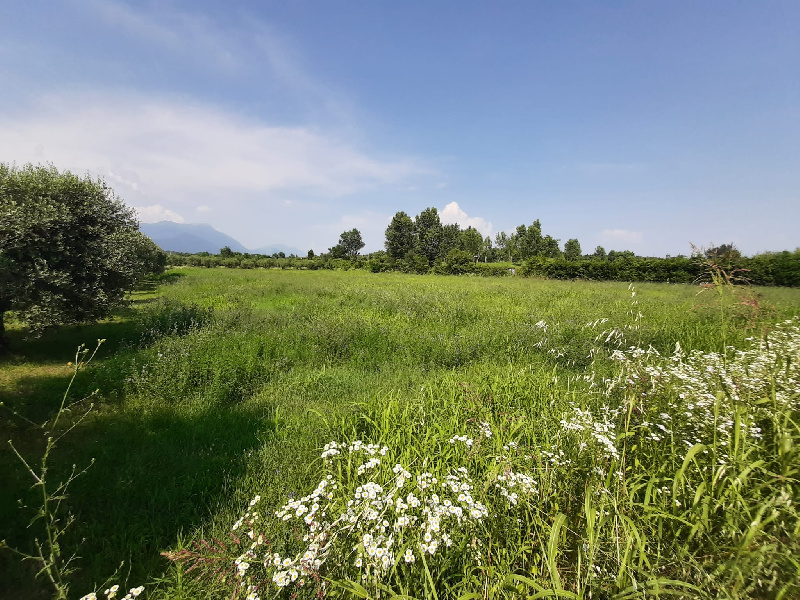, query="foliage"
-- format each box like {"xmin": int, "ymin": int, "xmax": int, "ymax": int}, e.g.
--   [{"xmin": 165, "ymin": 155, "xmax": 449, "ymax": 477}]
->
[
  {"xmin": 0, "ymin": 163, "xmax": 164, "ymax": 347},
  {"xmin": 516, "ymin": 220, "xmax": 542, "ymax": 259},
  {"xmin": 564, "ymin": 238, "xmax": 582, "ymax": 261},
  {"xmin": 384, "ymin": 211, "xmax": 415, "ymax": 259},
  {"xmin": 459, "ymin": 226, "xmax": 483, "ymax": 260},
  {"xmin": 494, "ymin": 231, "xmax": 515, "ymax": 262},
  {"xmin": 163, "ymin": 248, "xmax": 800, "ymax": 287},
  {"xmin": 539, "ymin": 234, "xmax": 562, "ymax": 258},
  {"xmin": 337, "ymin": 229, "xmax": 366, "ymax": 259},
  {"xmin": 414, "ymin": 207, "xmax": 443, "ymax": 266}
]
